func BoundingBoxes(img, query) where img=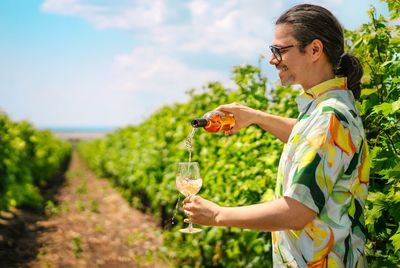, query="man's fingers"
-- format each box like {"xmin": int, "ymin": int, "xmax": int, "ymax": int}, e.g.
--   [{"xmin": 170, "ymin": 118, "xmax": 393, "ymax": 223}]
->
[
  {"xmin": 224, "ymin": 126, "xmax": 239, "ymax": 136},
  {"xmin": 217, "ymin": 102, "xmax": 241, "ymax": 109},
  {"xmin": 184, "ymin": 218, "xmax": 192, "ymax": 223},
  {"xmin": 183, "ymin": 198, "xmax": 197, "ymax": 210},
  {"xmin": 183, "ymin": 209, "xmax": 192, "ymax": 216},
  {"xmin": 216, "ymin": 103, "xmax": 237, "ymax": 112},
  {"xmin": 224, "ymin": 130, "xmax": 233, "ymax": 136},
  {"xmin": 215, "ymin": 104, "xmax": 229, "ymax": 111},
  {"xmin": 182, "ymin": 194, "xmax": 194, "ymax": 204}
]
